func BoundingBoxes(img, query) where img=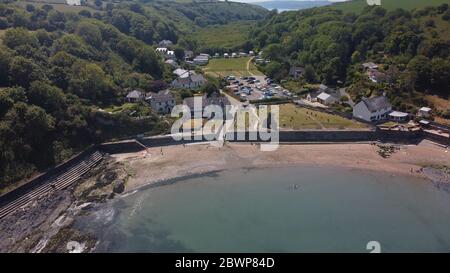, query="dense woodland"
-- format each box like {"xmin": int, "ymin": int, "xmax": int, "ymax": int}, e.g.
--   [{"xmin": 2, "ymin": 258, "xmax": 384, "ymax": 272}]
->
[
  {"xmin": 0, "ymin": 0, "xmax": 264, "ymax": 189},
  {"xmin": 251, "ymin": 5, "xmax": 450, "ymax": 113}
]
